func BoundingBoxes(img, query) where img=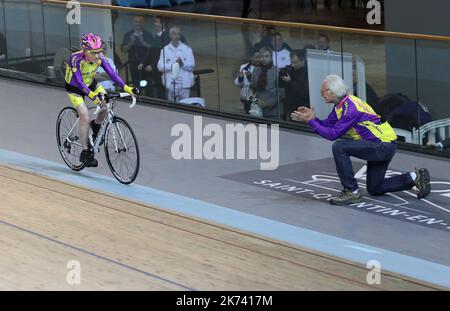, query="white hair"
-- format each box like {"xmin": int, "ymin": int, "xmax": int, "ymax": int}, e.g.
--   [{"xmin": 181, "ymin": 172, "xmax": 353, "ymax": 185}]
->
[
  {"xmin": 324, "ymin": 74, "xmax": 349, "ymax": 99},
  {"xmin": 169, "ymin": 26, "xmax": 180, "ymax": 35}
]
